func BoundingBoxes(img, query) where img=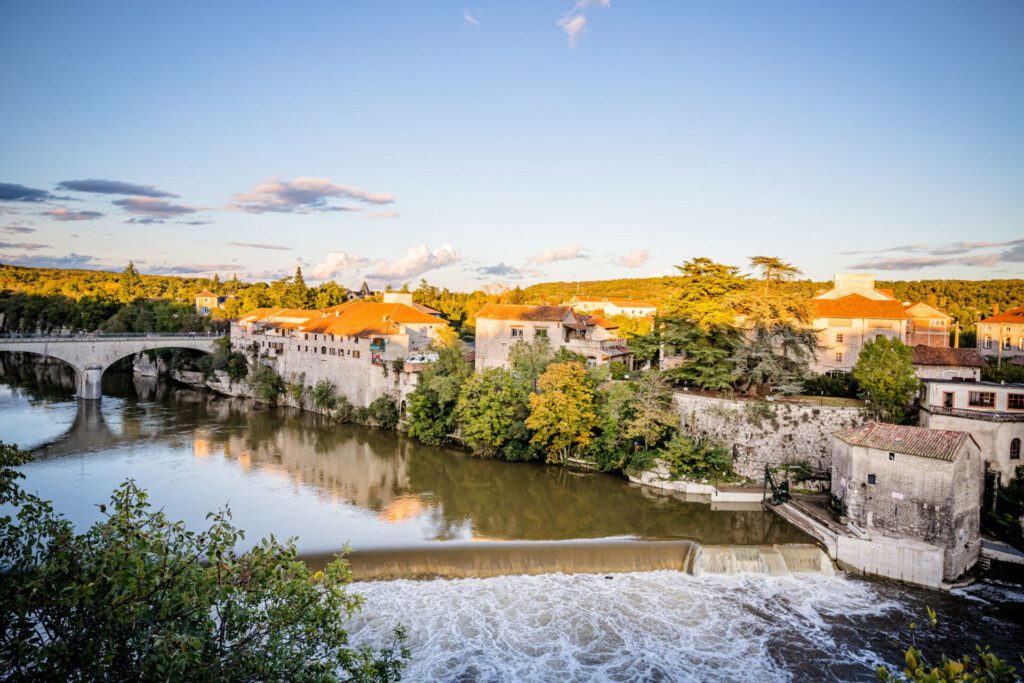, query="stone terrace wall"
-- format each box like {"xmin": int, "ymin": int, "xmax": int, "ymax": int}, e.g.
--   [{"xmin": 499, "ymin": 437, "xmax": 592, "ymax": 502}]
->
[{"xmin": 674, "ymin": 392, "xmax": 868, "ymax": 479}]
